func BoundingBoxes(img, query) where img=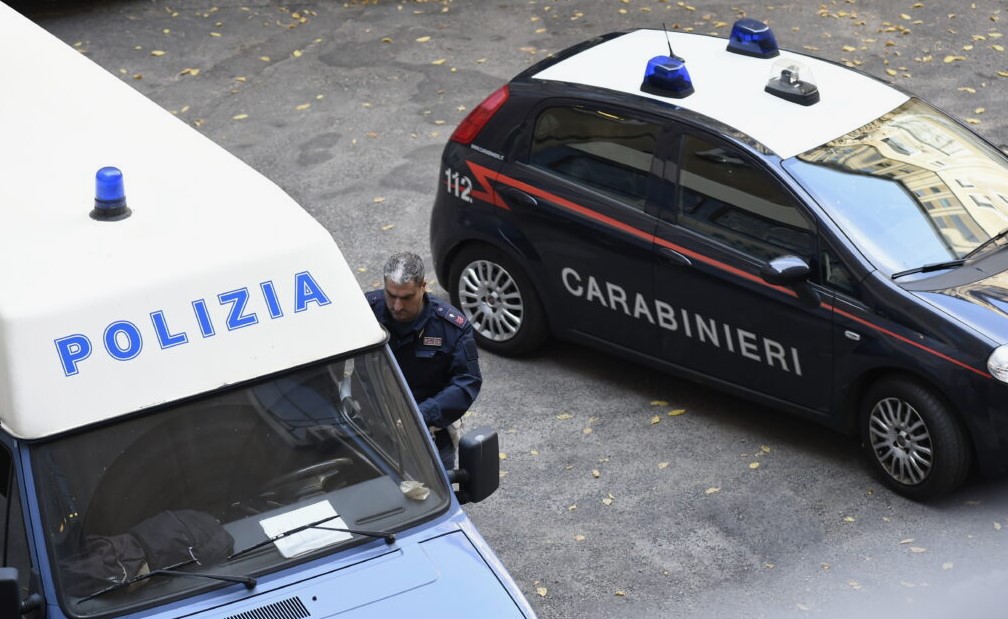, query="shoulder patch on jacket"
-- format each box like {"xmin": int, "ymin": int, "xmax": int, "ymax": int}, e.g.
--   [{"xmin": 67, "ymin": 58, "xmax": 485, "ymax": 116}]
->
[
  {"xmin": 365, "ymin": 289, "xmax": 383, "ymax": 307},
  {"xmin": 435, "ymin": 304, "xmax": 468, "ymax": 328}
]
